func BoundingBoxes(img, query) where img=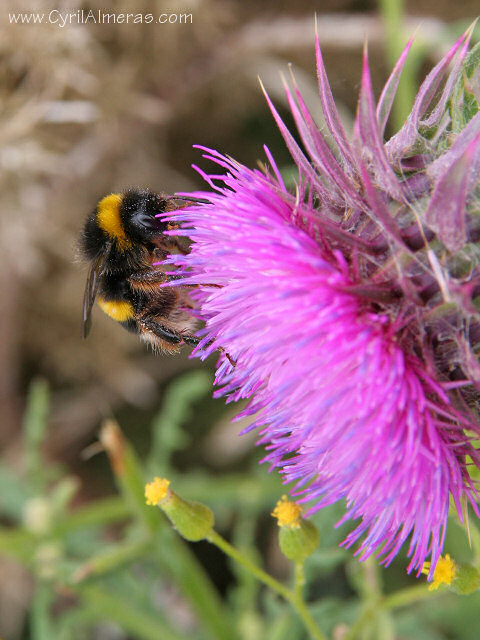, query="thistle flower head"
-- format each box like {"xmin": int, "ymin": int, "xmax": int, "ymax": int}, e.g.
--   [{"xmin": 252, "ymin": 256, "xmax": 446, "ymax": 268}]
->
[{"xmin": 164, "ymin": 28, "xmax": 480, "ymax": 576}]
